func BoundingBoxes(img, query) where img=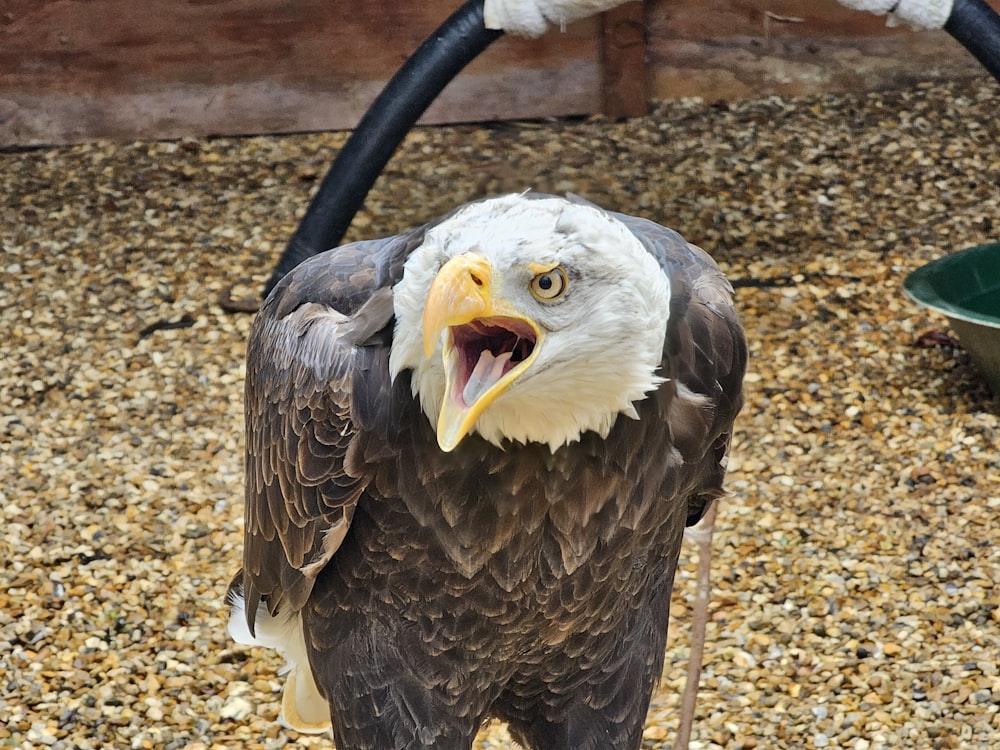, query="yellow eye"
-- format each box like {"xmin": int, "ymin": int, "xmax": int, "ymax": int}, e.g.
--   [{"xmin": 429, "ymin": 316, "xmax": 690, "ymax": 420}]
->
[{"xmin": 529, "ymin": 267, "xmax": 568, "ymax": 301}]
